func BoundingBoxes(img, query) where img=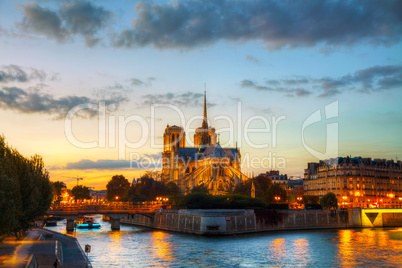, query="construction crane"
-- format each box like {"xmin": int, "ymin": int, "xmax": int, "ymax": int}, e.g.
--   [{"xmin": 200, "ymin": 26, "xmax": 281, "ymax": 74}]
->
[{"xmin": 62, "ymin": 176, "xmax": 84, "ymax": 185}]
